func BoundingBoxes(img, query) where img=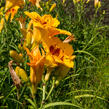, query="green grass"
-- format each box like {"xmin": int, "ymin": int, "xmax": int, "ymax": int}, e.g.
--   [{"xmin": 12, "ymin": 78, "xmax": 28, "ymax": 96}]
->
[{"xmin": 0, "ymin": 0, "xmax": 109, "ymax": 109}]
